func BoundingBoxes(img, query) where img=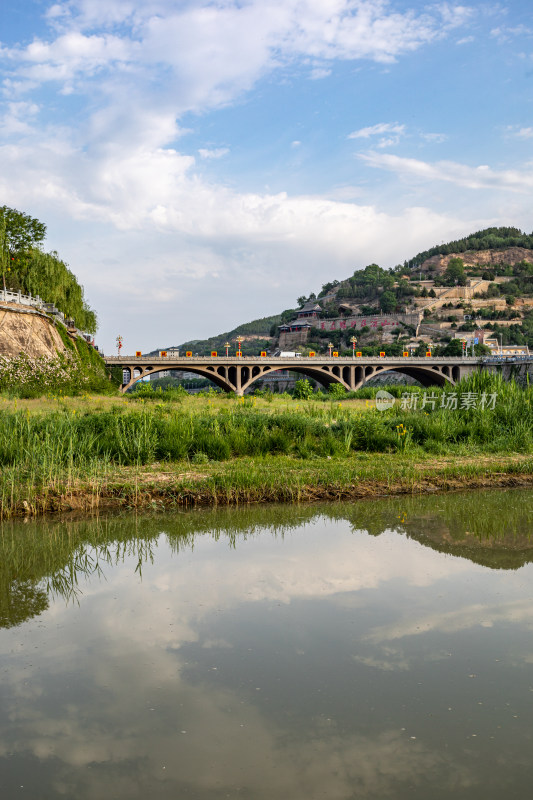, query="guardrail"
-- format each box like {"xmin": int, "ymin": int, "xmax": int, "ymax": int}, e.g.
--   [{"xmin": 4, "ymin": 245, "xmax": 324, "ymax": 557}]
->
[
  {"xmin": 0, "ymin": 288, "xmax": 96, "ymax": 345},
  {"xmin": 0, "ymin": 289, "xmax": 44, "ymax": 309}
]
